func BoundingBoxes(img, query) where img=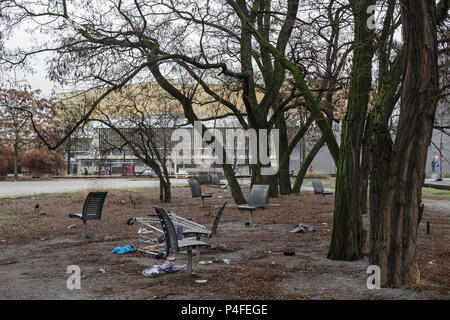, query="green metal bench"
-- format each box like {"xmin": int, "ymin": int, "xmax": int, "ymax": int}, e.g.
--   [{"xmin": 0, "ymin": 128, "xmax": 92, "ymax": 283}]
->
[
  {"xmin": 154, "ymin": 206, "xmax": 211, "ymax": 275},
  {"xmin": 238, "ymin": 185, "xmax": 270, "ymax": 227},
  {"xmin": 68, "ymin": 192, "xmax": 108, "ymax": 238}
]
